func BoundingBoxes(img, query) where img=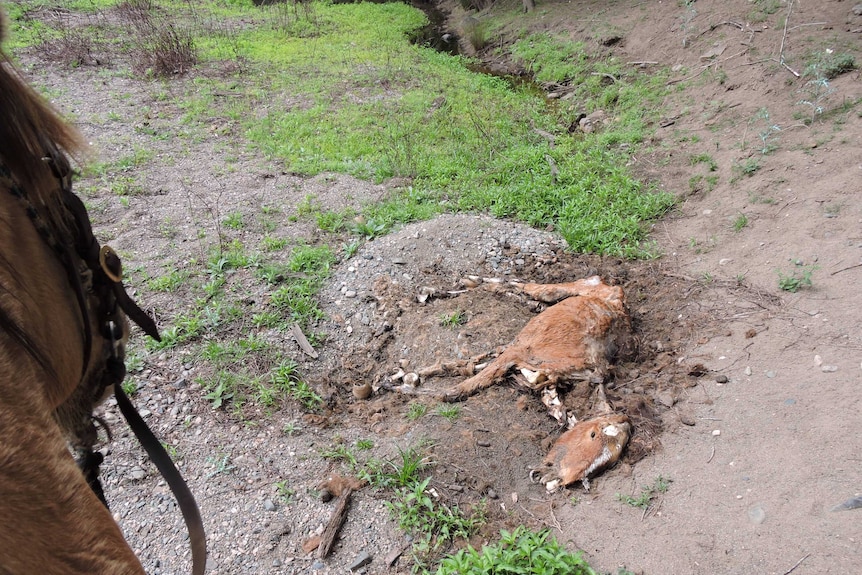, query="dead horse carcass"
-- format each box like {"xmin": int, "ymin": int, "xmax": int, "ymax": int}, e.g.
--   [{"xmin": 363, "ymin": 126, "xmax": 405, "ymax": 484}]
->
[{"xmin": 443, "ymin": 275, "xmax": 635, "ymax": 490}]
